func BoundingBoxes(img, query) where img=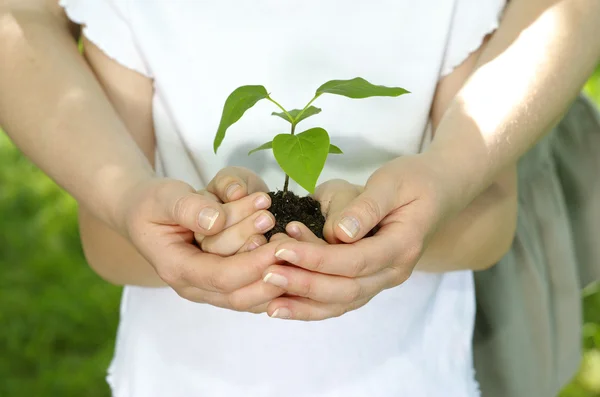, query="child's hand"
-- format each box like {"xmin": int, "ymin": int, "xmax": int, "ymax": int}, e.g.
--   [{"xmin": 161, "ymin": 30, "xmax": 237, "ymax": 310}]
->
[
  {"xmin": 193, "ymin": 166, "xmax": 274, "ymax": 256},
  {"xmin": 194, "ymin": 190, "xmax": 275, "ymax": 256}
]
